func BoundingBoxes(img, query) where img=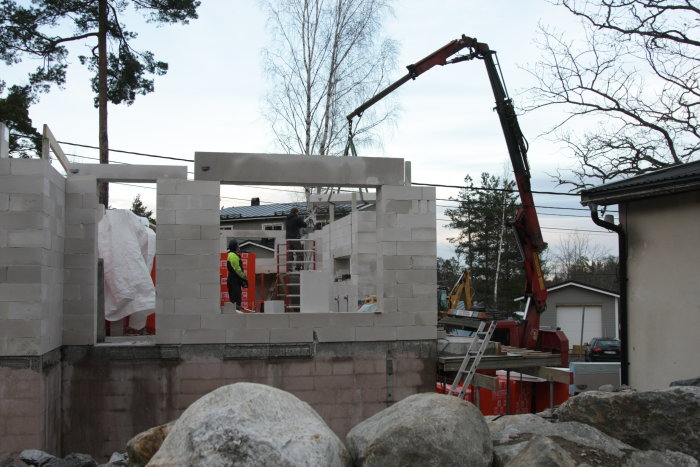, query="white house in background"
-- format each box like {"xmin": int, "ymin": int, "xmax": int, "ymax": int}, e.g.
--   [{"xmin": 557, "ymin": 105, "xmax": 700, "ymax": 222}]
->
[
  {"xmin": 581, "ymin": 160, "xmax": 700, "ymax": 391},
  {"xmin": 516, "ymin": 281, "xmax": 619, "ymax": 348}
]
